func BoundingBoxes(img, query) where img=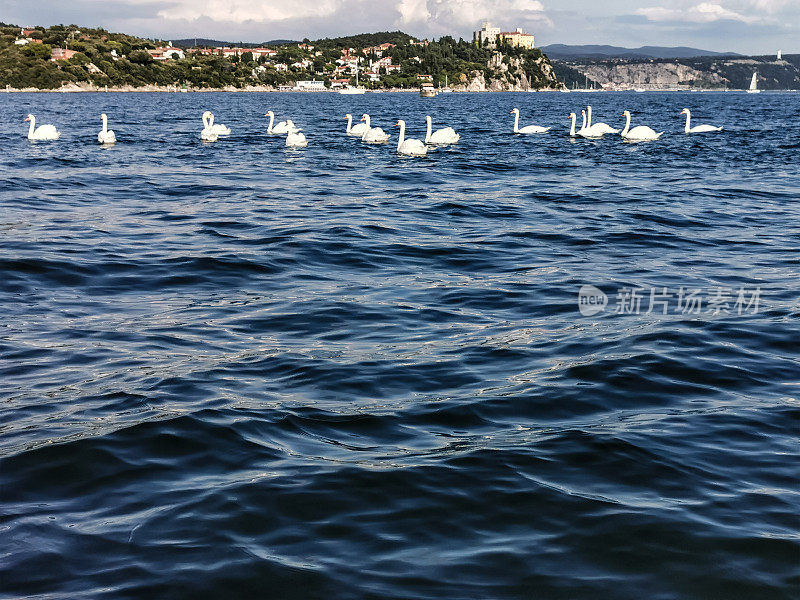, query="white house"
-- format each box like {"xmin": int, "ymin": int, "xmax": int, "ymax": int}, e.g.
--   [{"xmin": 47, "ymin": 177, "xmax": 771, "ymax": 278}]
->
[{"xmin": 473, "ymin": 22, "xmax": 500, "ymax": 47}]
